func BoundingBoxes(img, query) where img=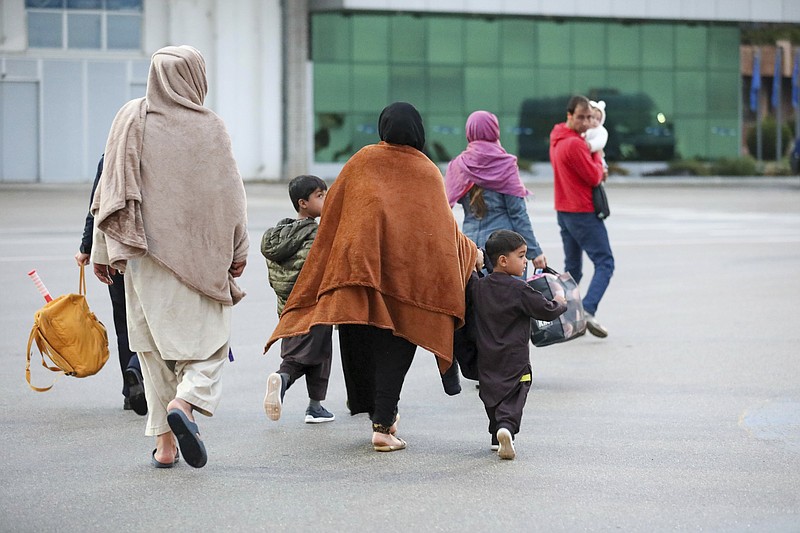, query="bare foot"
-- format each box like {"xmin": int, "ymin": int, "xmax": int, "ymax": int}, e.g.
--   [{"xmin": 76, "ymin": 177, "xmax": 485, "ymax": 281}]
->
[
  {"xmin": 372, "ymin": 432, "xmax": 405, "ymax": 448},
  {"xmin": 167, "ymin": 398, "xmax": 194, "ymax": 421},
  {"xmin": 154, "ymin": 432, "xmax": 178, "ymax": 464}
]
